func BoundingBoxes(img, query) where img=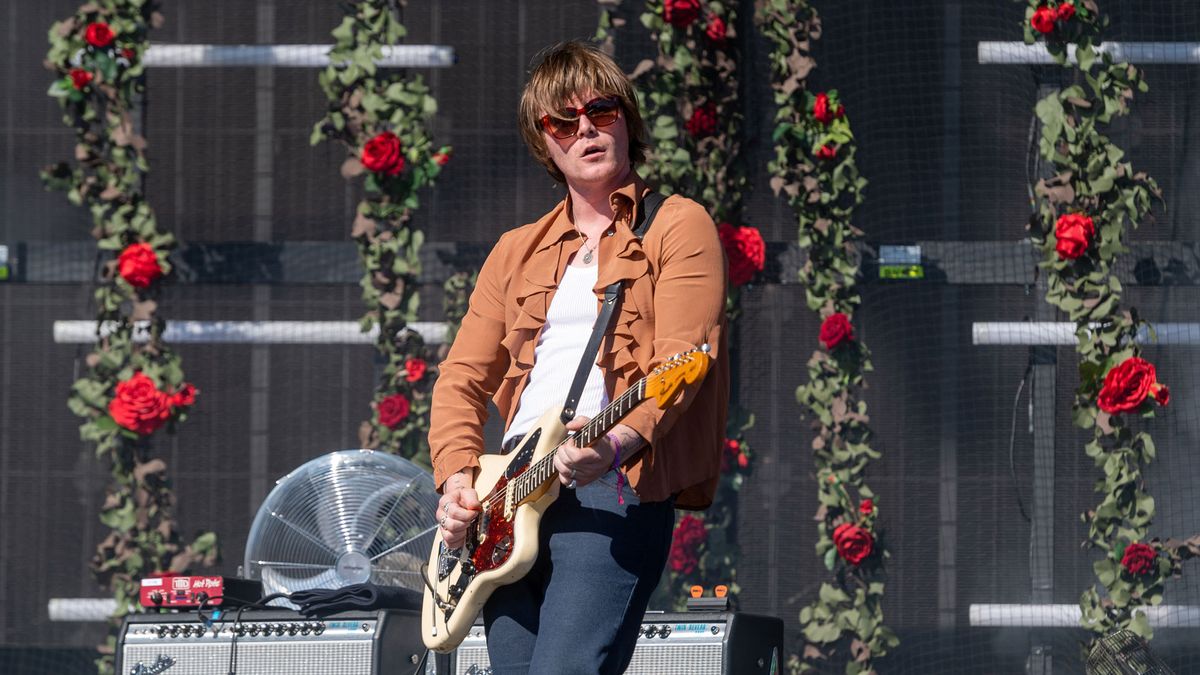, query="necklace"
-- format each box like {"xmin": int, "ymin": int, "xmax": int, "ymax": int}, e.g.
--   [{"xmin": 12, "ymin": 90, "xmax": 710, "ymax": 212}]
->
[{"xmin": 576, "ymin": 228, "xmax": 597, "ymax": 264}]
